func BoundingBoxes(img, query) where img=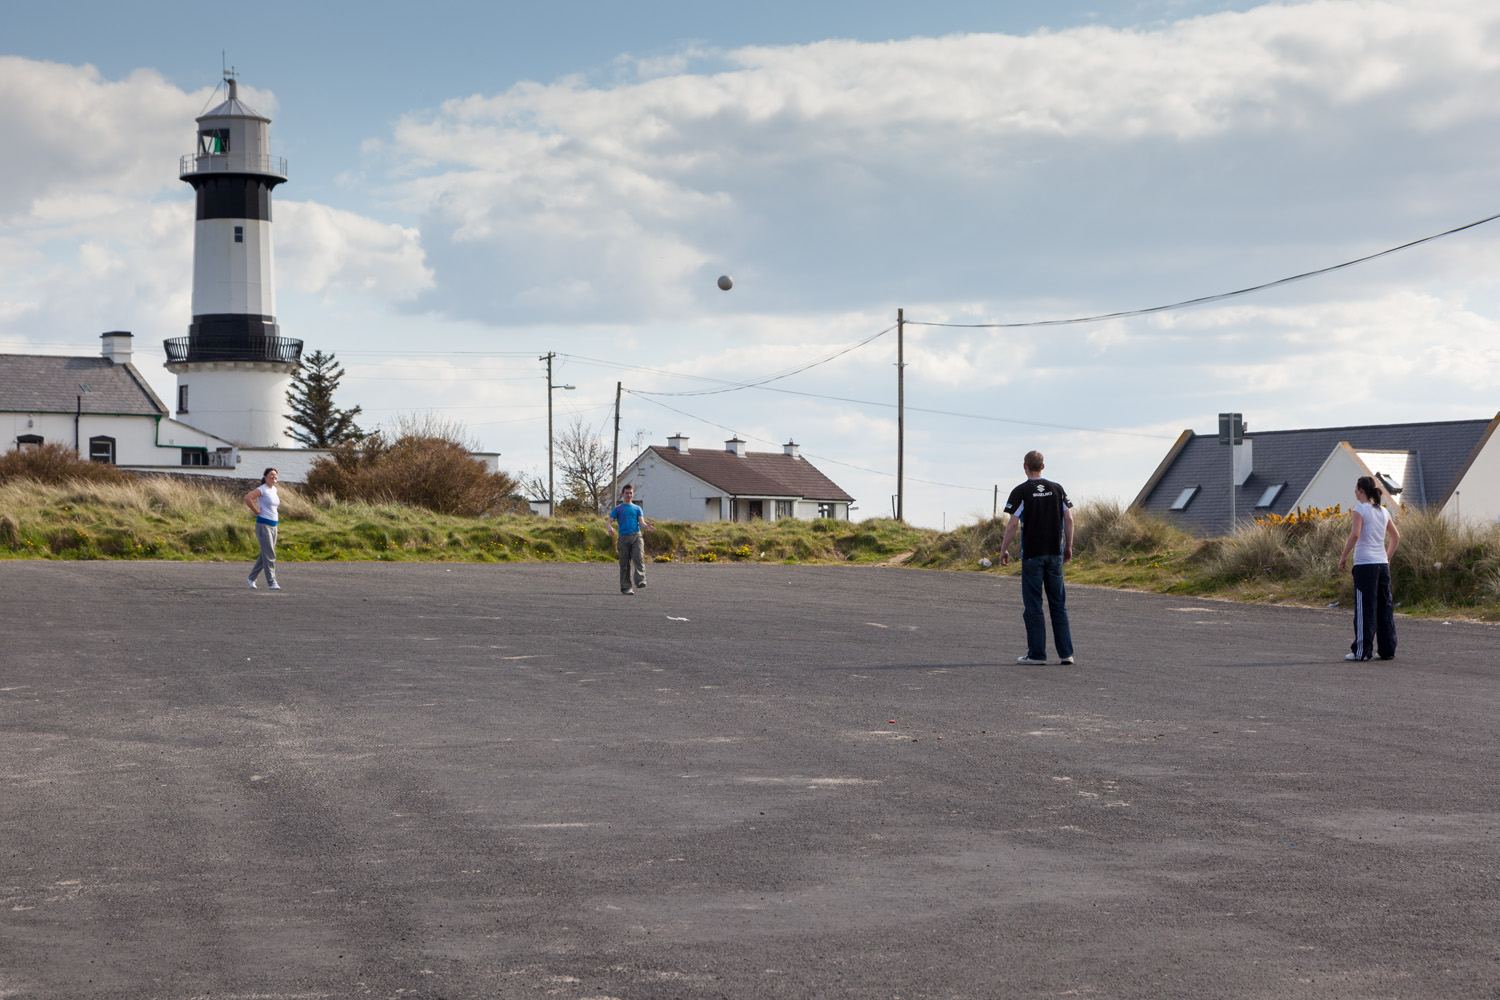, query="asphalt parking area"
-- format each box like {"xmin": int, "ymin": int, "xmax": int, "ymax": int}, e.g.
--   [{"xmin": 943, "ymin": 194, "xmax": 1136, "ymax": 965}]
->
[{"xmin": 2, "ymin": 560, "xmax": 1496, "ymax": 999}]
